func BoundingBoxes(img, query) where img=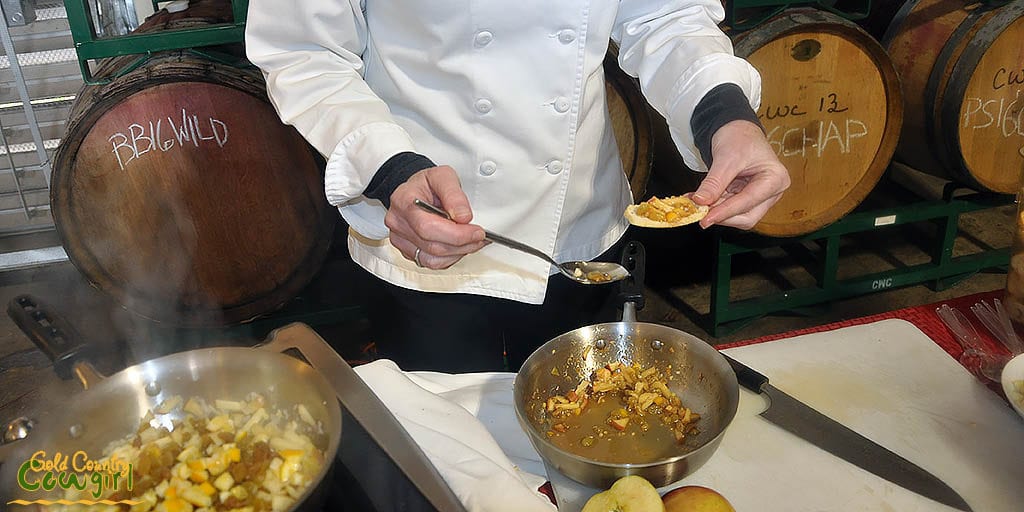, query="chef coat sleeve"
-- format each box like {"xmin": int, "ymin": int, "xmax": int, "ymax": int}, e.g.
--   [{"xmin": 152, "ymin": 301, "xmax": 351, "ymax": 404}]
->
[
  {"xmin": 244, "ymin": 0, "xmax": 416, "ymax": 238},
  {"xmin": 612, "ymin": 0, "xmax": 763, "ymax": 172}
]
